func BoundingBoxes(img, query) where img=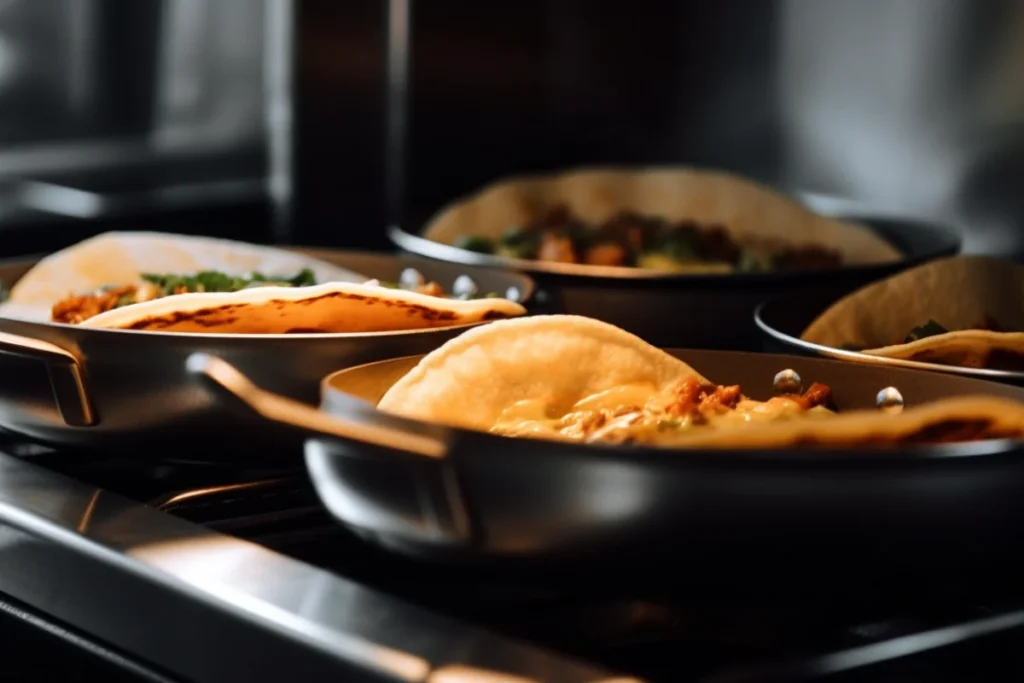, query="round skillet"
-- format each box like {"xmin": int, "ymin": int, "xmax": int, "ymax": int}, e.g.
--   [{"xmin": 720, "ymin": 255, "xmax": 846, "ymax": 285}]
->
[
  {"xmin": 0, "ymin": 250, "xmax": 534, "ymax": 454},
  {"xmin": 192, "ymin": 349, "xmax": 1024, "ymax": 577},
  {"xmin": 755, "ymin": 293, "xmax": 1024, "ymax": 385},
  {"xmin": 390, "ymin": 210, "xmax": 962, "ymax": 350}
]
